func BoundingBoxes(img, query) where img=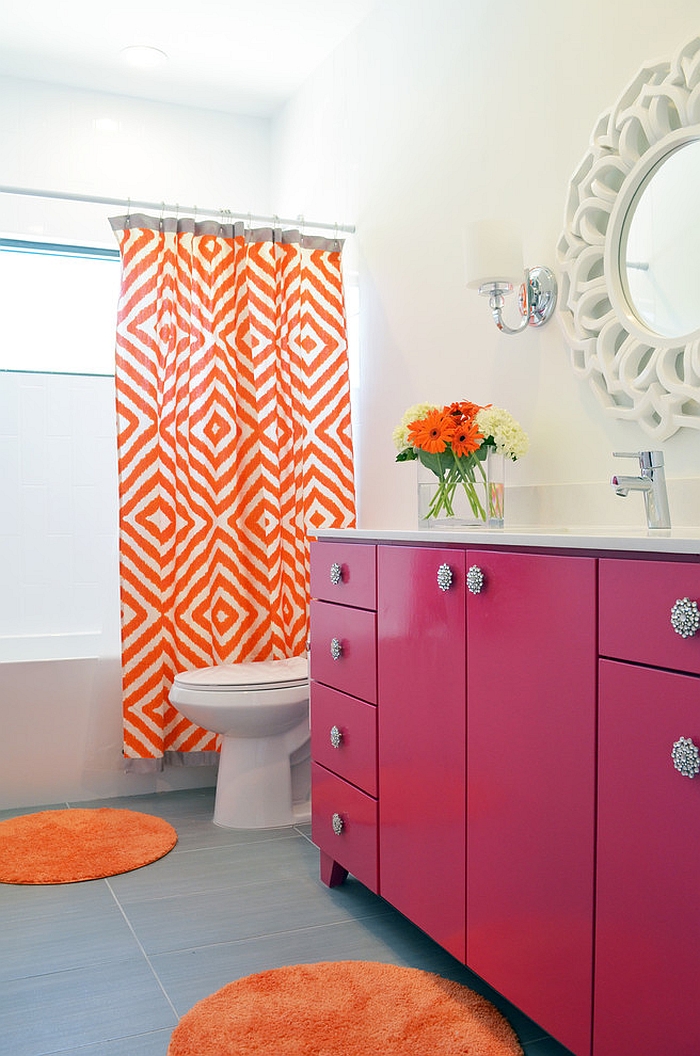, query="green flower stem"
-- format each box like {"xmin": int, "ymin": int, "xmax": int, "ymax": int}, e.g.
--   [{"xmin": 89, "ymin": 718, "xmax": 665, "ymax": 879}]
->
[{"xmin": 421, "ymin": 448, "xmax": 492, "ymax": 522}]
